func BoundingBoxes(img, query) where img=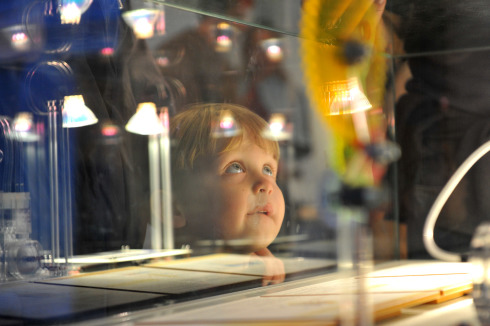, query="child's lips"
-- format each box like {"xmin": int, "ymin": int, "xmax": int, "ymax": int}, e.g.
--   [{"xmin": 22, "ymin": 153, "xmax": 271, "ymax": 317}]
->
[{"xmin": 248, "ymin": 203, "xmax": 273, "ymax": 216}]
